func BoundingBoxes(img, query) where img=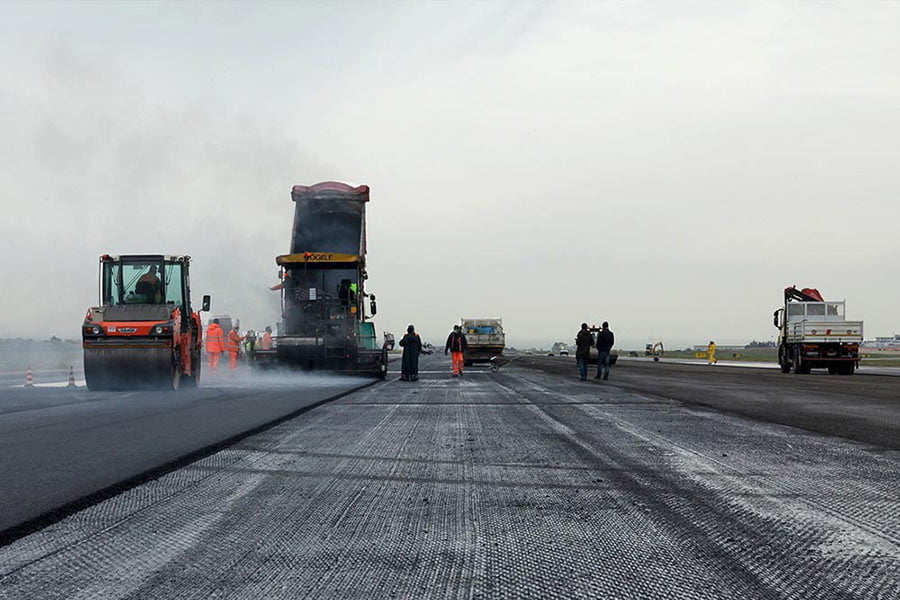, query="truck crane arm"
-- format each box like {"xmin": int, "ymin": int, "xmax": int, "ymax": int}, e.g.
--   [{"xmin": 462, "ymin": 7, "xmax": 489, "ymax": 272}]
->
[{"xmin": 784, "ymin": 286, "xmax": 824, "ymax": 303}]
